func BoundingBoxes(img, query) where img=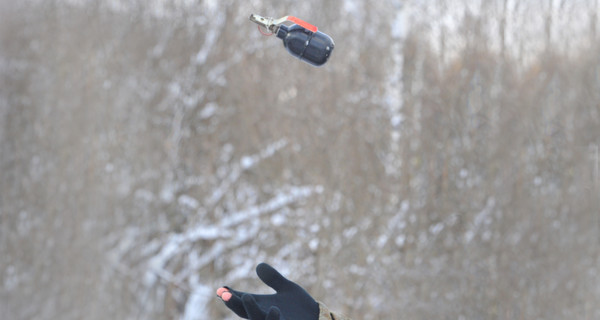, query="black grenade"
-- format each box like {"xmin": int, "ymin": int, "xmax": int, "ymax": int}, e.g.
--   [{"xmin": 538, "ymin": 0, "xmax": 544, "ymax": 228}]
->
[
  {"xmin": 276, "ymin": 24, "xmax": 334, "ymax": 66},
  {"xmin": 250, "ymin": 14, "xmax": 335, "ymax": 67}
]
